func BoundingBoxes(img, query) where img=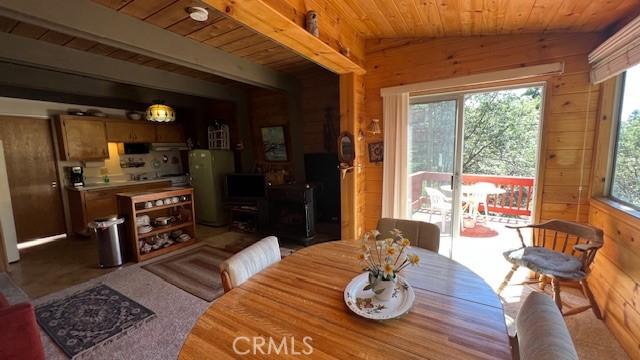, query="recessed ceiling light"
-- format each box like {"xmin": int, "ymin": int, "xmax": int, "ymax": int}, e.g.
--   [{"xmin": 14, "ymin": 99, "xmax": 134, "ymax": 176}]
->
[{"xmin": 188, "ymin": 7, "xmax": 209, "ymax": 22}]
